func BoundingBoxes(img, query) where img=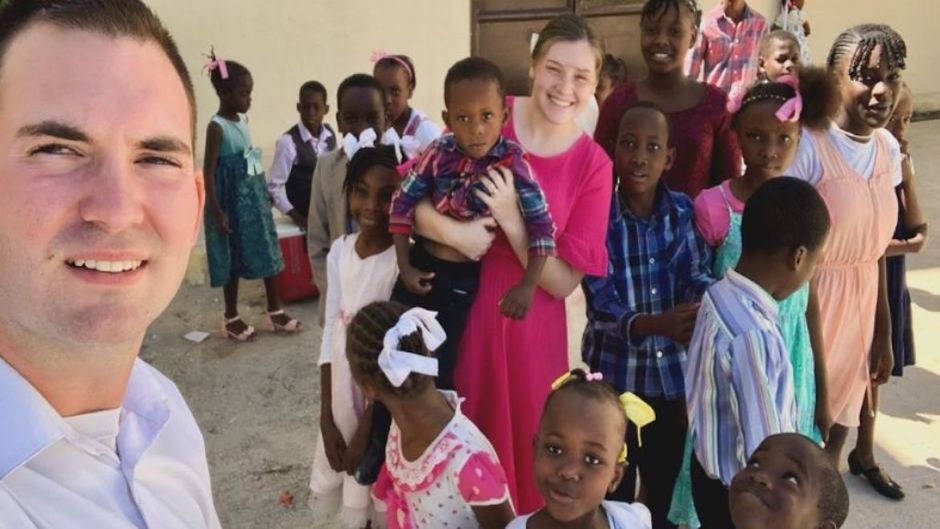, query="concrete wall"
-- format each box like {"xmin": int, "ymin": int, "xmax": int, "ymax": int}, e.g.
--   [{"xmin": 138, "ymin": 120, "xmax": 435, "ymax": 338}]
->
[
  {"xmin": 147, "ymin": 0, "xmax": 471, "ymax": 164},
  {"xmin": 701, "ymin": 0, "xmax": 940, "ymax": 112}
]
